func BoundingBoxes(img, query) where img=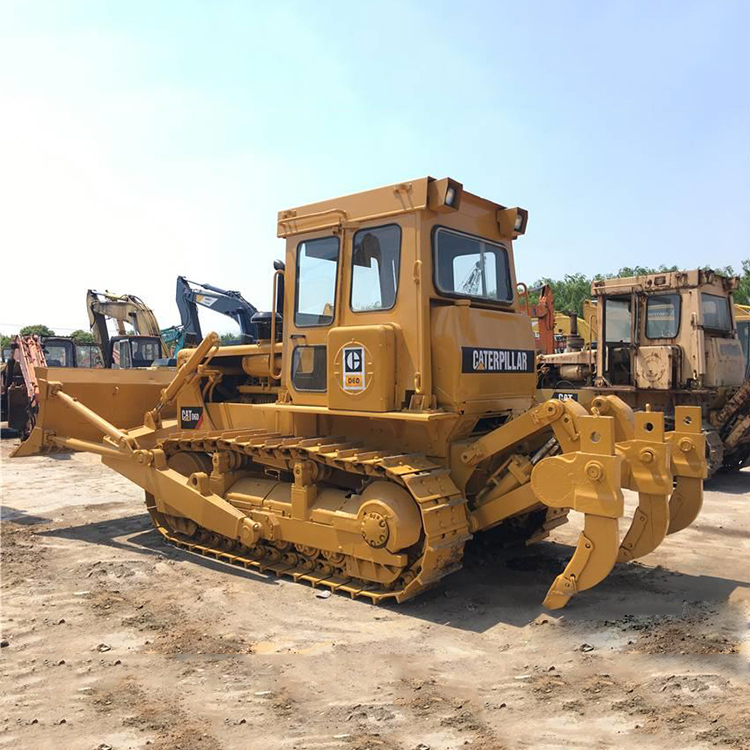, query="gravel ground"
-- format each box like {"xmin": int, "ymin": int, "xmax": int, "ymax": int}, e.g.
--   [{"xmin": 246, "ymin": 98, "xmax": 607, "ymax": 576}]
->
[{"xmin": 1, "ymin": 435, "xmax": 748, "ymax": 750}]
